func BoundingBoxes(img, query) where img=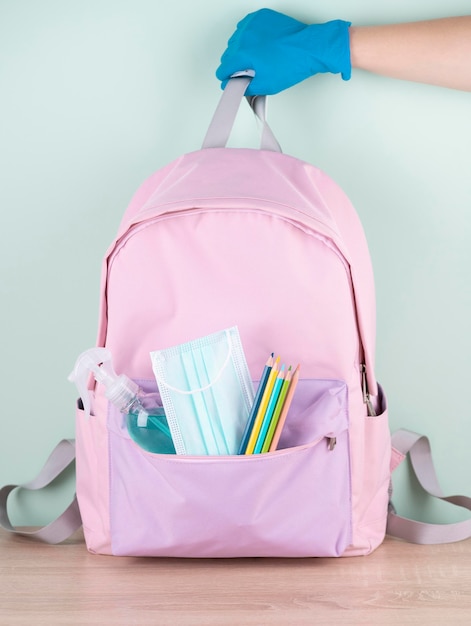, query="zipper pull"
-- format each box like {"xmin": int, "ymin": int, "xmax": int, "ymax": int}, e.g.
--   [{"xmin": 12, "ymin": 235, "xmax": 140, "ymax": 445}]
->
[
  {"xmin": 327, "ymin": 437, "xmax": 337, "ymax": 451},
  {"xmin": 361, "ymin": 364, "xmax": 377, "ymax": 417}
]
